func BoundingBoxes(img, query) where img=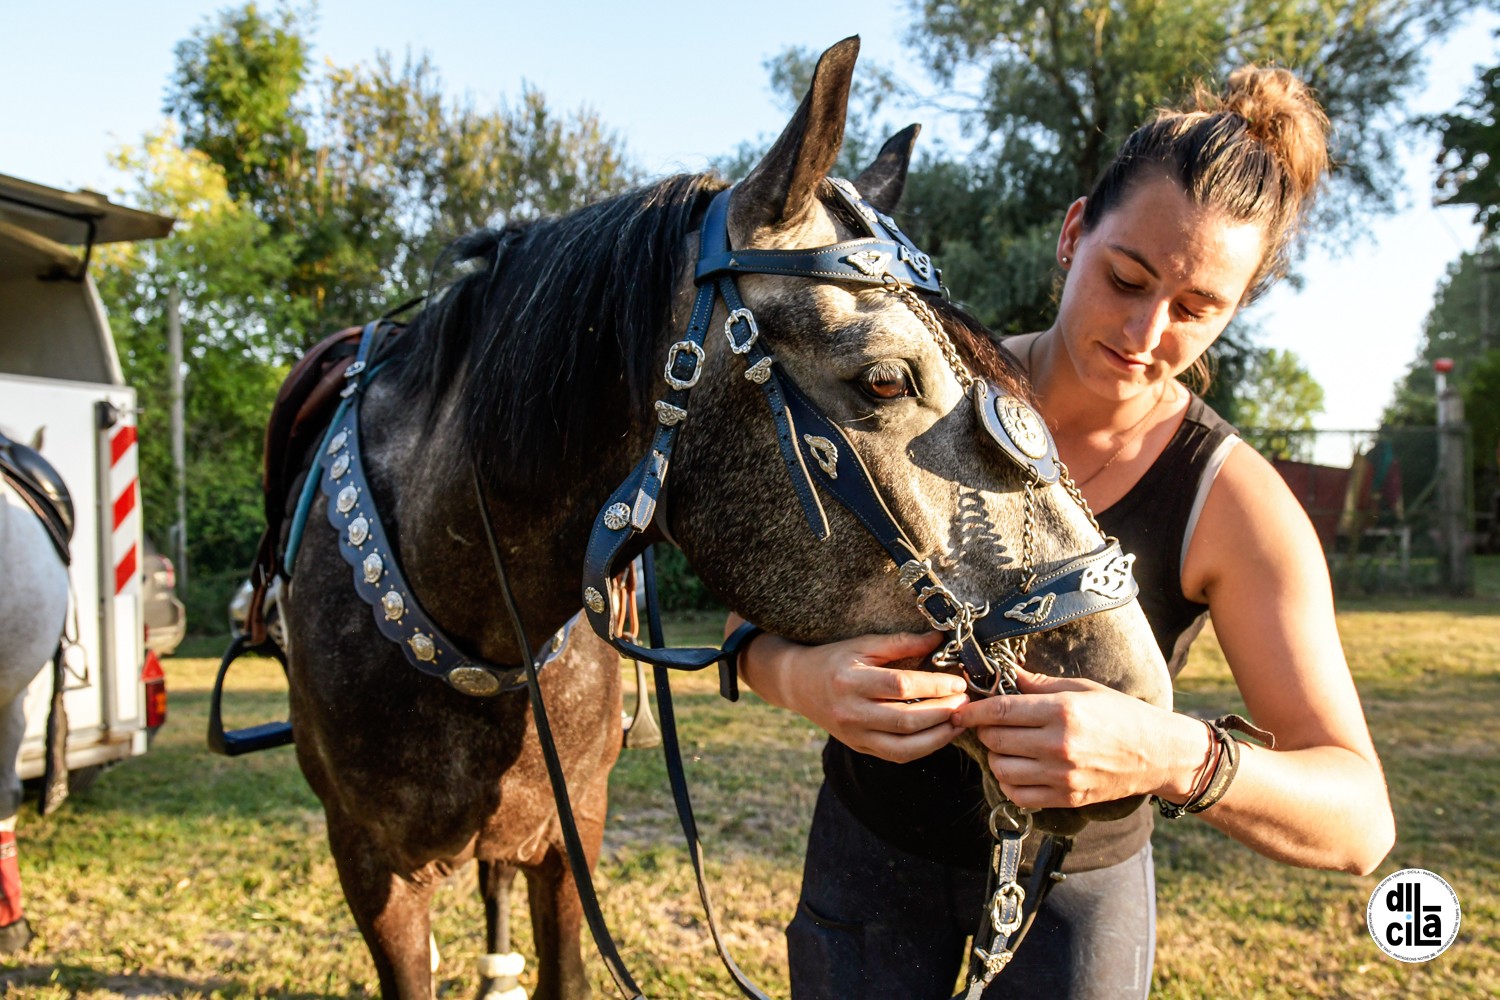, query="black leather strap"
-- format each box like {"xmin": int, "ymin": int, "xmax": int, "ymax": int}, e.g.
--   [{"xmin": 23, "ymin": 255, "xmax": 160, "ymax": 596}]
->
[
  {"xmin": 472, "ymin": 459, "xmax": 647, "ymax": 1000},
  {"xmin": 643, "ymin": 548, "xmax": 775, "ymax": 1000}
]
